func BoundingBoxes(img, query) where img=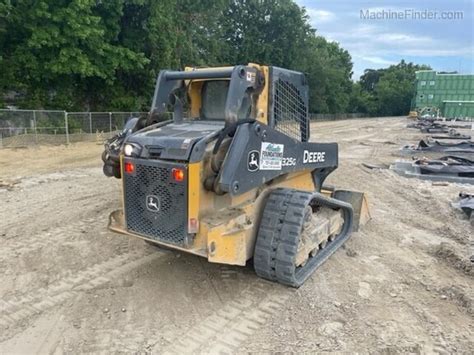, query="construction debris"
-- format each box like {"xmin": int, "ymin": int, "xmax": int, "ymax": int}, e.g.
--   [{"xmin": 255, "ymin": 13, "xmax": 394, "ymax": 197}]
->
[
  {"xmin": 421, "ymin": 125, "xmax": 449, "ymax": 134},
  {"xmin": 390, "ymin": 156, "xmax": 474, "ymax": 184},
  {"xmin": 407, "ymin": 119, "xmax": 448, "ymax": 133},
  {"xmin": 416, "ymin": 156, "xmax": 474, "ymax": 177},
  {"xmin": 451, "ymin": 192, "xmax": 474, "ymax": 223},
  {"xmin": 432, "ymin": 181, "xmax": 449, "ymax": 186},
  {"xmin": 406, "ymin": 117, "xmax": 435, "ymax": 130},
  {"xmin": 361, "ymin": 162, "xmax": 389, "ymax": 170},
  {"xmin": 407, "ymin": 117, "xmax": 472, "ymax": 139},
  {"xmin": 431, "ymin": 129, "xmax": 471, "ymax": 140},
  {"xmin": 402, "ymin": 140, "xmax": 474, "ymax": 154}
]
